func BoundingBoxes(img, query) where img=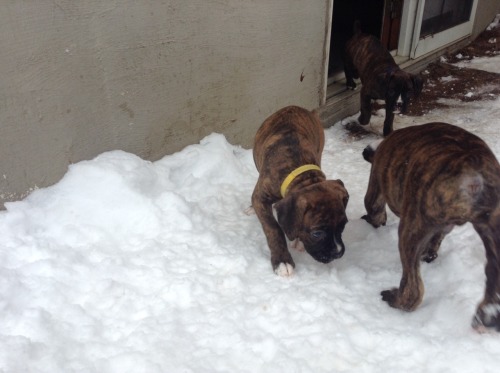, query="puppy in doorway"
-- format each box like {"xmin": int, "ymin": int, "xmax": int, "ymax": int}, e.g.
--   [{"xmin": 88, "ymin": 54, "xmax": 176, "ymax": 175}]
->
[{"xmin": 344, "ymin": 22, "xmax": 423, "ymax": 136}]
